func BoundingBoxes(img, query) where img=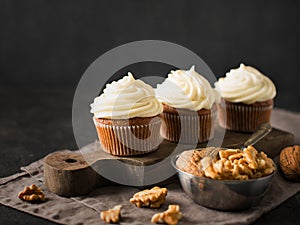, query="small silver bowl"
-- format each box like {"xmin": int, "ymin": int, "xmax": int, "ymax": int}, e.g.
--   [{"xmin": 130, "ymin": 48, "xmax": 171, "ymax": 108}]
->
[{"xmin": 171, "ymin": 150, "xmax": 276, "ymax": 211}]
